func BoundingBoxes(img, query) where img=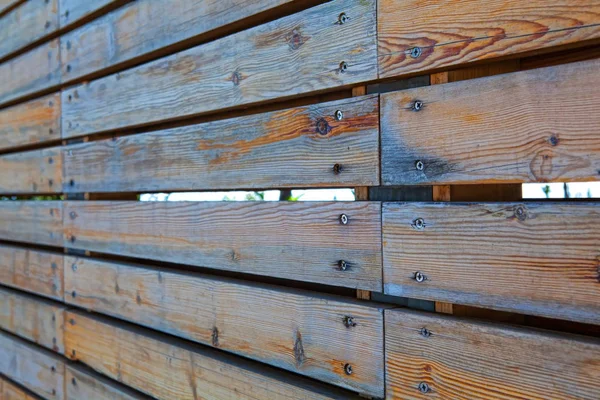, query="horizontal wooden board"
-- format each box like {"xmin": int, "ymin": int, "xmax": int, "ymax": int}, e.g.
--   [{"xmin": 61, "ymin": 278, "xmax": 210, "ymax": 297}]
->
[
  {"xmin": 0, "ymin": 0, "xmax": 22, "ymax": 15},
  {"xmin": 0, "ymin": 245, "xmax": 63, "ymax": 300},
  {"xmin": 64, "ymin": 201, "xmax": 382, "ymax": 290},
  {"xmin": 61, "ymin": 0, "xmax": 294, "ymax": 81},
  {"xmin": 0, "ymin": 0, "xmax": 59, "ymax": 60},
  {"xmin": 0, "ymin": 93, "xmax": 60, "ymax": 151},
  {"xmin": 381, "ymin": 59, "xmax": 600, "ymax": 185},
  {"xmin": 58, "ymin": 0, "xmax": 125, "ymax": 28},
  {"xmin": 0, "ymin": 332, "xmax": 65, "ymax": 400},
  {"xmin": 0, "ymin": 39, "xmax": 61, "ymax": 106},
  {"xmin": 383, "ymin": 202, "xmax": 600, "ymax": 324},
  {"xmin": 0, "ymin": 201, "xmax": 63, "ymax": 247},
  {"xmin": 66, "ymin": 364, "xmax": 149, "ymax": 400},
  {"xmin": 61, "ymin": 0, "xmax": 377, "ymax": 138},
  {"xmin": 0, "ymin": 287, "xmax": 65, "ymax": 353},
  {"xmin": 63, "ymin": 96, "xmax": 379, "ymax": 192},
  {"xmin": 0, "ymin": 147, "xmax": 61, "ymax": 194},
  {"xmin": 65, "ymin": 257, "xmax": 385, "ymax": 396},
  {"xmin": 378, "ymin": 0, "xmax": 600, "ymax": 79},
  {"xmin": 0, "ymin": 376, "xmax": 41, "ymax": 400},
  {"xmin": 385, "ymin": 309, "xmax": 600, "ymax": 399},
  {"xmin": 64, "ymin": 311, "xmax": 361, "ymax": 399}
]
